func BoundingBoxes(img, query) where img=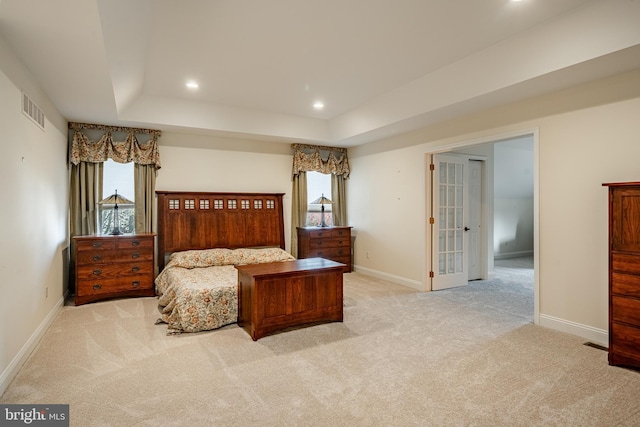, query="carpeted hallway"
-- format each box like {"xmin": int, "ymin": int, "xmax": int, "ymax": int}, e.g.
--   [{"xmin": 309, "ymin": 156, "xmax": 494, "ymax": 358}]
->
[{"xmin": 2, "ymin": 263, "xmax": 639, "ymax": 426}]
